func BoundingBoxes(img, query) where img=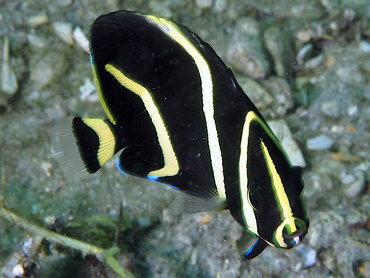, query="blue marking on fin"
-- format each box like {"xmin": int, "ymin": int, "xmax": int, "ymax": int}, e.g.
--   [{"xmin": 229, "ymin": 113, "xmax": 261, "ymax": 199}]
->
[
  {"xmin": 116, "ymin": 159, "xmax": 180, "ymax": 190},
  {"xmin": 147, "ymin": 177, "xmax": 180, "ymax": 190},
  {"xmin": 147, "ymin": 174, "xmax": 159, "ymax": 181},
  {"xmin": 244, "ymin": 238, "xmax": 268, "ymax": 260},
  {"xmin": 116, "ymin": 159, "xmax": 130, "ymax": 176},
  {"xmin": 162, "ymin": 183, "xmax": 180, "ymax": 190}
]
